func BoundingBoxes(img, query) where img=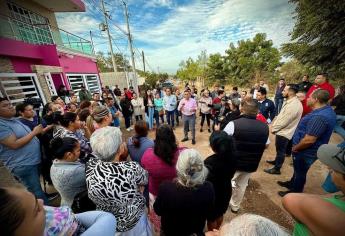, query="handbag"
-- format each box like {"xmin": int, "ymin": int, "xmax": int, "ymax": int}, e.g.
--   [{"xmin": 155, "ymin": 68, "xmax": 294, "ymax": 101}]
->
[
  {"xmin": 159, "ymin": 109, "xmax": 164, "ymax": 116},
  {"xmin": 71, "ymin": 190, "xmax": 96, "ymax": 213}
]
